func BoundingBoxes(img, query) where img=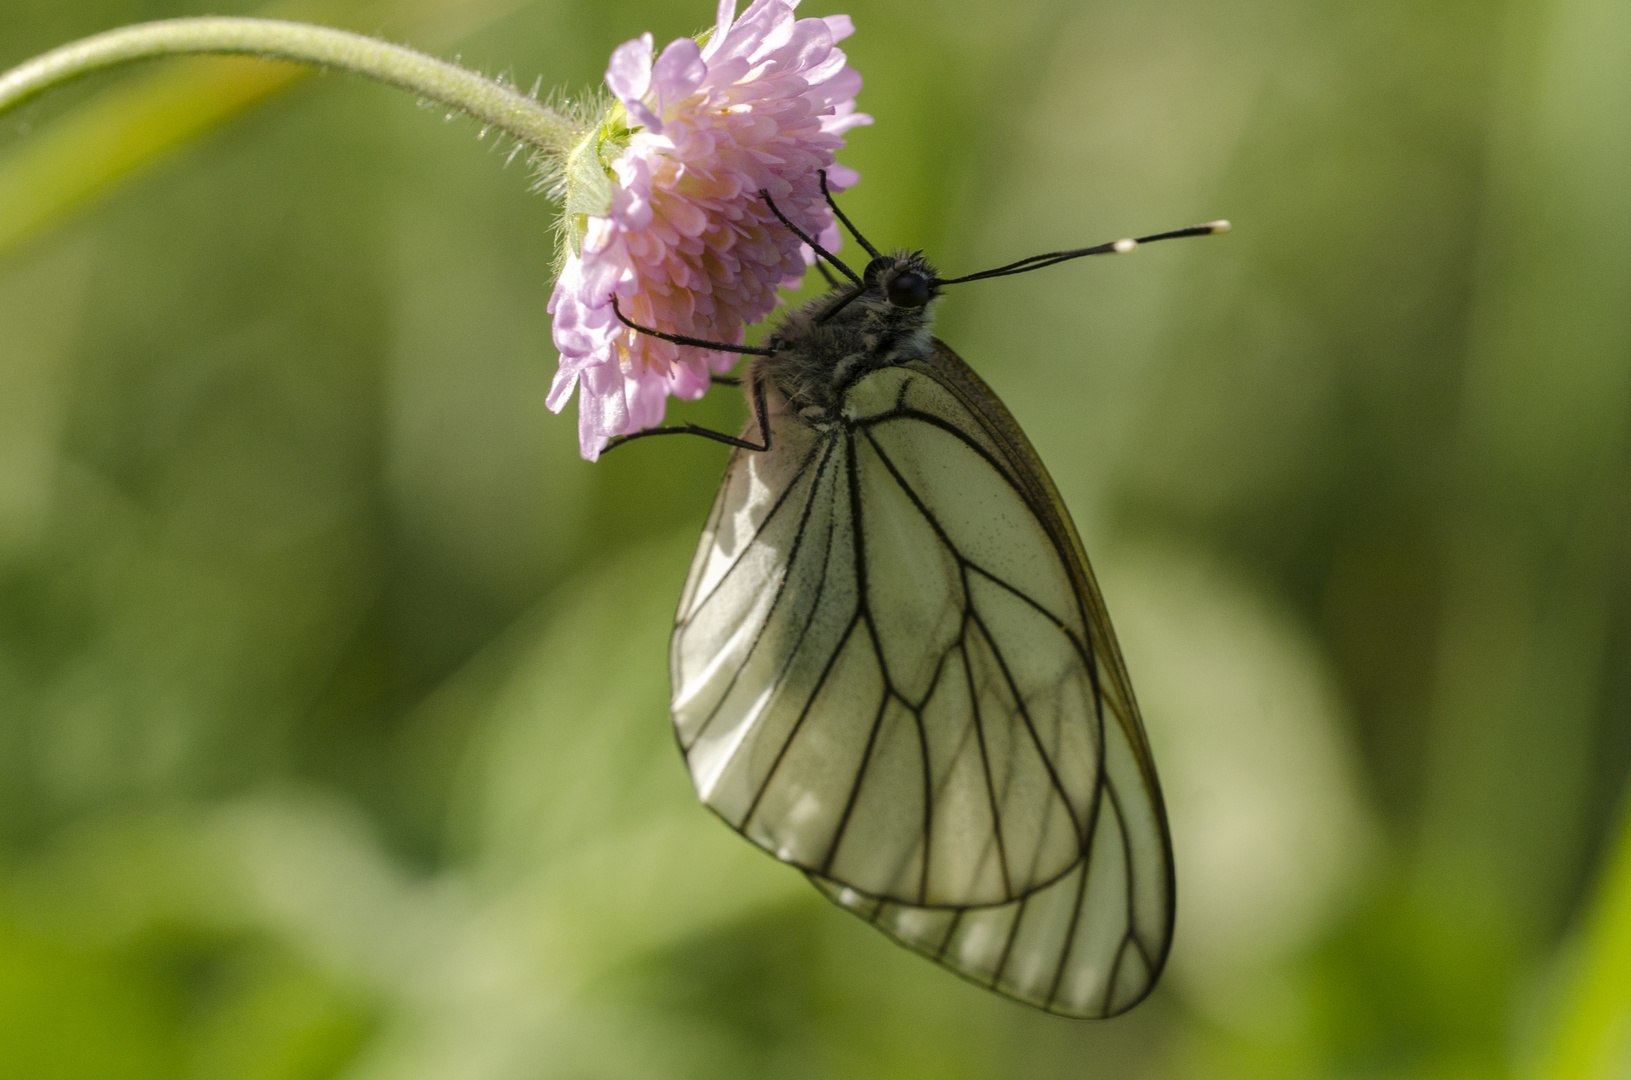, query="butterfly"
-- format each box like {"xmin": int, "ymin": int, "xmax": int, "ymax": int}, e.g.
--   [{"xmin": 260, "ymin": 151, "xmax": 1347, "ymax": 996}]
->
[{"xmin": 607, "ymin": 174, "xmax": 1226, "ymax": 1018}]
